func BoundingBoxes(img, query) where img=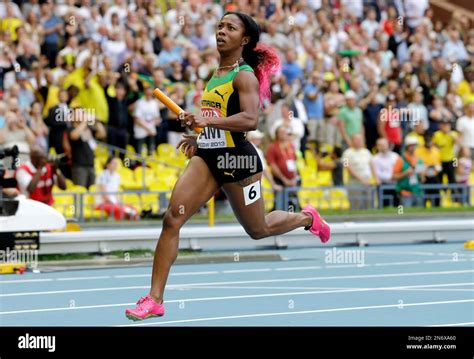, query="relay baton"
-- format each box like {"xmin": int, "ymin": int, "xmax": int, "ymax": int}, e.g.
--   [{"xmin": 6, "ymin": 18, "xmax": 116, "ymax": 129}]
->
[{"xmin": 152, "ymin": 88, "xmax": 202, "ymax": 133}]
